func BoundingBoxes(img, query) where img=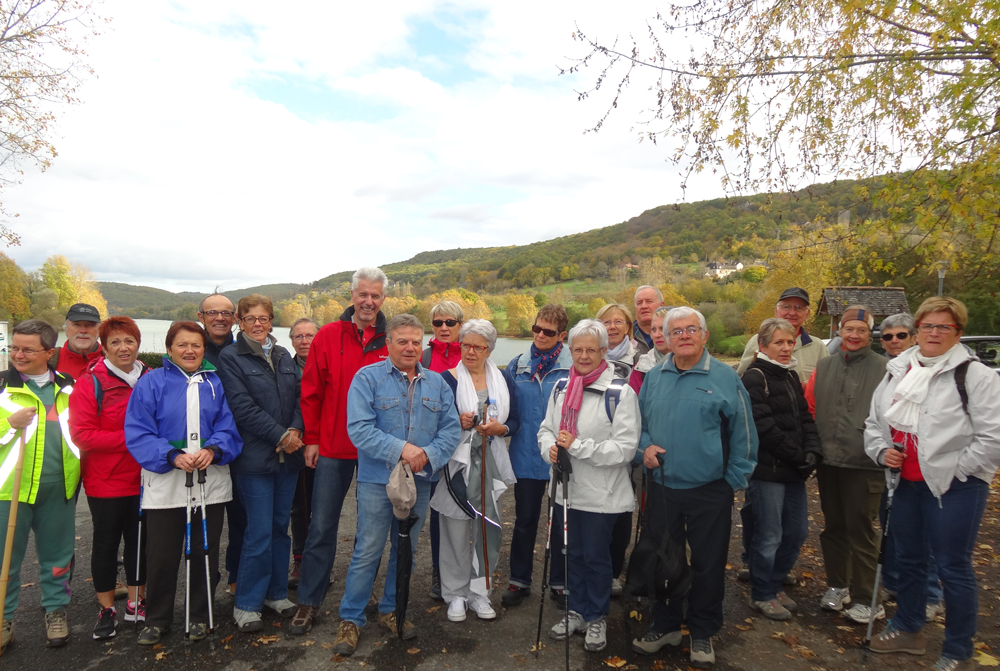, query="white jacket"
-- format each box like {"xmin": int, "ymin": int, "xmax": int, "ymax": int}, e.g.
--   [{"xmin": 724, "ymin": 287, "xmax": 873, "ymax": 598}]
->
[
  {"xmin": 538, "ymin": 367, "xmax": 640, "ymax": 514},
  {"xmin": 864, "ymin": 346, "xmax": 1000, "ymax": 499}
]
